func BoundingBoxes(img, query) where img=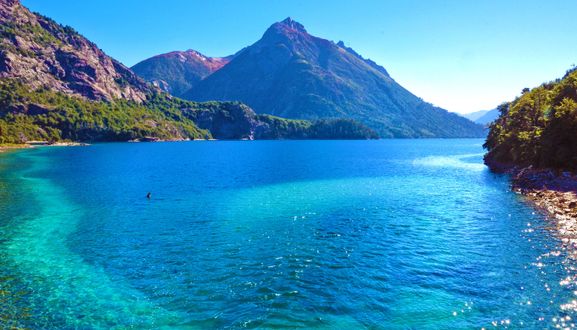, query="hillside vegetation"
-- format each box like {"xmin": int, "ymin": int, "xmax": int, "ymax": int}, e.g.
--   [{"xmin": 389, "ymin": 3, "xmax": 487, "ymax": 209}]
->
[
  {"xmin": 0, "ymin": 79, "xmax": 209, "ymax": 142},
  {"xmin": 0, "ymin": 79, "xmax": 378, "ymax": 143},
  {"xmin": 484, "ymin": 68, "xmax": 577, "ymax": 171}
]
